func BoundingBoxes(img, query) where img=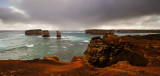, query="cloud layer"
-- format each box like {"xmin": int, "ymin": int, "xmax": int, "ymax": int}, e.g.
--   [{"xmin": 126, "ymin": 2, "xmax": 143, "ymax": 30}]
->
[{"xmin": 0, "ymin": 0, "xmax": 160, "ymax": 30}]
